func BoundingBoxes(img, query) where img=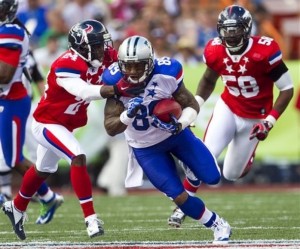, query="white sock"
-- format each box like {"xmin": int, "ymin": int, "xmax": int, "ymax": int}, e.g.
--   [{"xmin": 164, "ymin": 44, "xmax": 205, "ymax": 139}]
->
[
  {"xmin": 198, "ymin": 207, "xmax": 214, "ymax": 225},
  {"xmin": 0, "ymin": 185, "xmax": 12, "ymax": 198},
  {"xmin": 39, "ymin": 190, "xmax": 54, "ymax": 203},
  {"xmin": 85, "ymin": 213, "xmax": 97, "ymax": 222},
  {"xmin": 186, "ymin": 190, "xmax": 196, "ymax": 196}
]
